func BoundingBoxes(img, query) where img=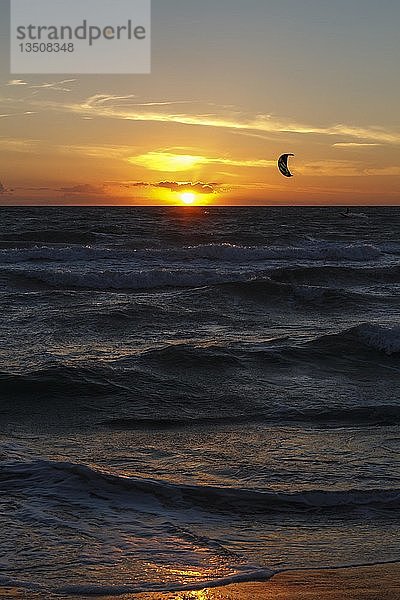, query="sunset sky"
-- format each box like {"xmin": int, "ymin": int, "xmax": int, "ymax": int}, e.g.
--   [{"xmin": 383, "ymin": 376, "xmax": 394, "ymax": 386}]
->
[{"xmin": 0, "ymin": 0, "xmax": 399, "ymax": 205}]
